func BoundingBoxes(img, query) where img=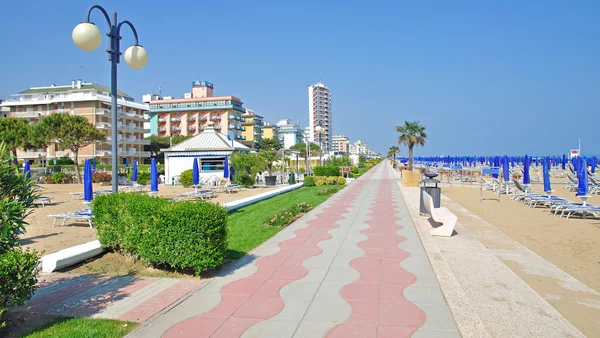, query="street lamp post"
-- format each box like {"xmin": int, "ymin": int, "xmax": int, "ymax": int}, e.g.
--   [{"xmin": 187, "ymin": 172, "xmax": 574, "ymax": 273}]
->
[
  {"xmin": 72, "ymin": 5, "xmax": 148, "ymax": 193},
  {"xmin": 315, "ymin": 125, "xmax": 324, "ymax": 166}
]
